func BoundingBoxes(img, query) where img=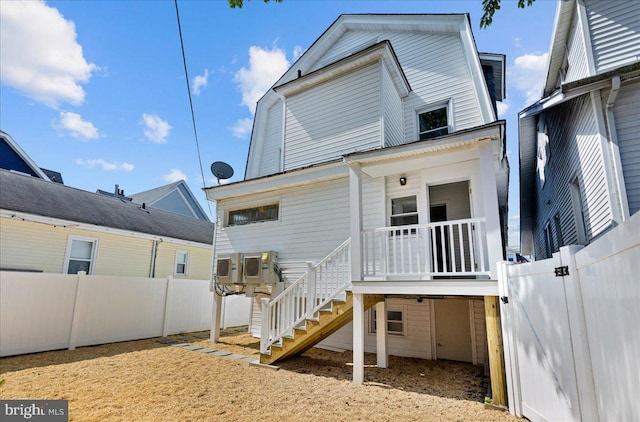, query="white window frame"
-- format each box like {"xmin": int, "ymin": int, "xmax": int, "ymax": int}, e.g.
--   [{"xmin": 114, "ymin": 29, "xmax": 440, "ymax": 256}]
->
[
  {"xmin": 63, "ymin": 235, "xmax": 98, "ymax": 275},
  {"xmin": 175, "ymin": 250, "xmax": 189, "ymax": 276},
  {"xmin": 224, "ymin": 199, "xmax": 281, "ymax": 228},
  {"xmin": 415, "ymin": 100, "xmax": 452, "ymax": 141},
  {"xmin": 369, "ymin": 306, "xmax": 407, "ymax": 337},
  {"xmin": 544, "ymin": 221, "xmax": 553, "ymax": 258},
  {"xmin": 389, "ymin": 195, "xmax": 419, "ymax": 227}
]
